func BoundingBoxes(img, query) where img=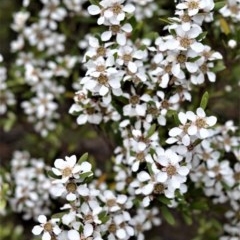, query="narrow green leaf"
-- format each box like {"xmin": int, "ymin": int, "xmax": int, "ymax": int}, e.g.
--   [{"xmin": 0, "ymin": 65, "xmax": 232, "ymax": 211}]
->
[
  {"xmin": 214, "ymin": 1, "xmax": 226, "ymax": 10},
  {"xmin": 158, "ymin": 196, "xmax": 171, "ymax": 205},
  {"xmin": 80, "ymin": 171, "xmax": 93, "ymax": 179},
  {"xmin": 161, "ymin": 206, "xmax": 175, "ymax": 225},
  {"xmin": 200, "ymin": 91, "xmax": 209, "ymax": 110},
  {"xmin": 220, "ymin": 18, "xmax": 230, "ymax": 35},
  {"xmin": 77, "ymin": 153, "xmax": 89, "ymax": 164},
  {"xmin": 147, "ymin": 124, "xmax": 156, "ymax": 138},
  {"xmin": 47, "ymin": 170, "xmax": 61, "ymax": 179}
]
